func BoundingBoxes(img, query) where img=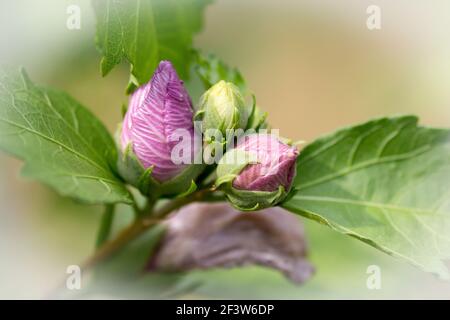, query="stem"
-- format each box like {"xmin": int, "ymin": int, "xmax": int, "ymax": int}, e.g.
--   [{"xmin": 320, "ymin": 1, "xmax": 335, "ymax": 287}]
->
[
  {"xmin": 80, "ymin": 188, "xmax": 213, "ymax": 271},
  {"xmin": 128, "ymin": 190, "xmax": 141, "ymax": 217},
  {"xmin": 139, "ymin": 194, "xmax": 157, "ymax": 217},
  {"xmin": 46, "ymin": 188, "xmax": 216, "ymax": 298},
  {"xmin": 82, "ymin": 218, "xmax": 146, "ymax": 270},
  {"xmin": 95, "ymin": 205, "xmax": 115, "ymax": 248}
]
